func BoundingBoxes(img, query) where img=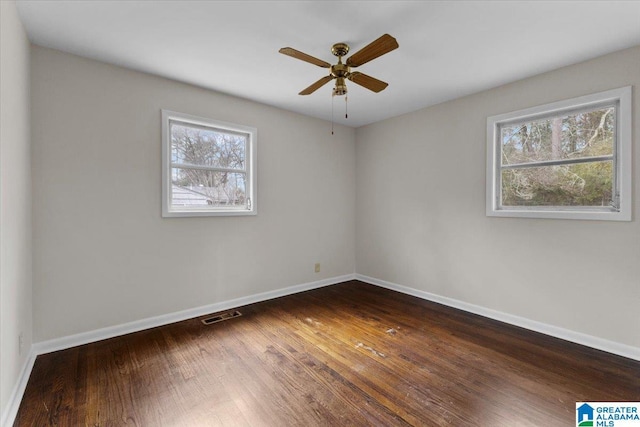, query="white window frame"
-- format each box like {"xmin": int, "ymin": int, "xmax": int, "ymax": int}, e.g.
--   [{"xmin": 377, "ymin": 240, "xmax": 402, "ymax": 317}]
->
[
  {"xmin": 486, "ymin": 86, "xmax": 632, "ymax": 221},
  {"xmin": 162, "ymin": 110, "xmax": 257, "ymax": 217}
]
